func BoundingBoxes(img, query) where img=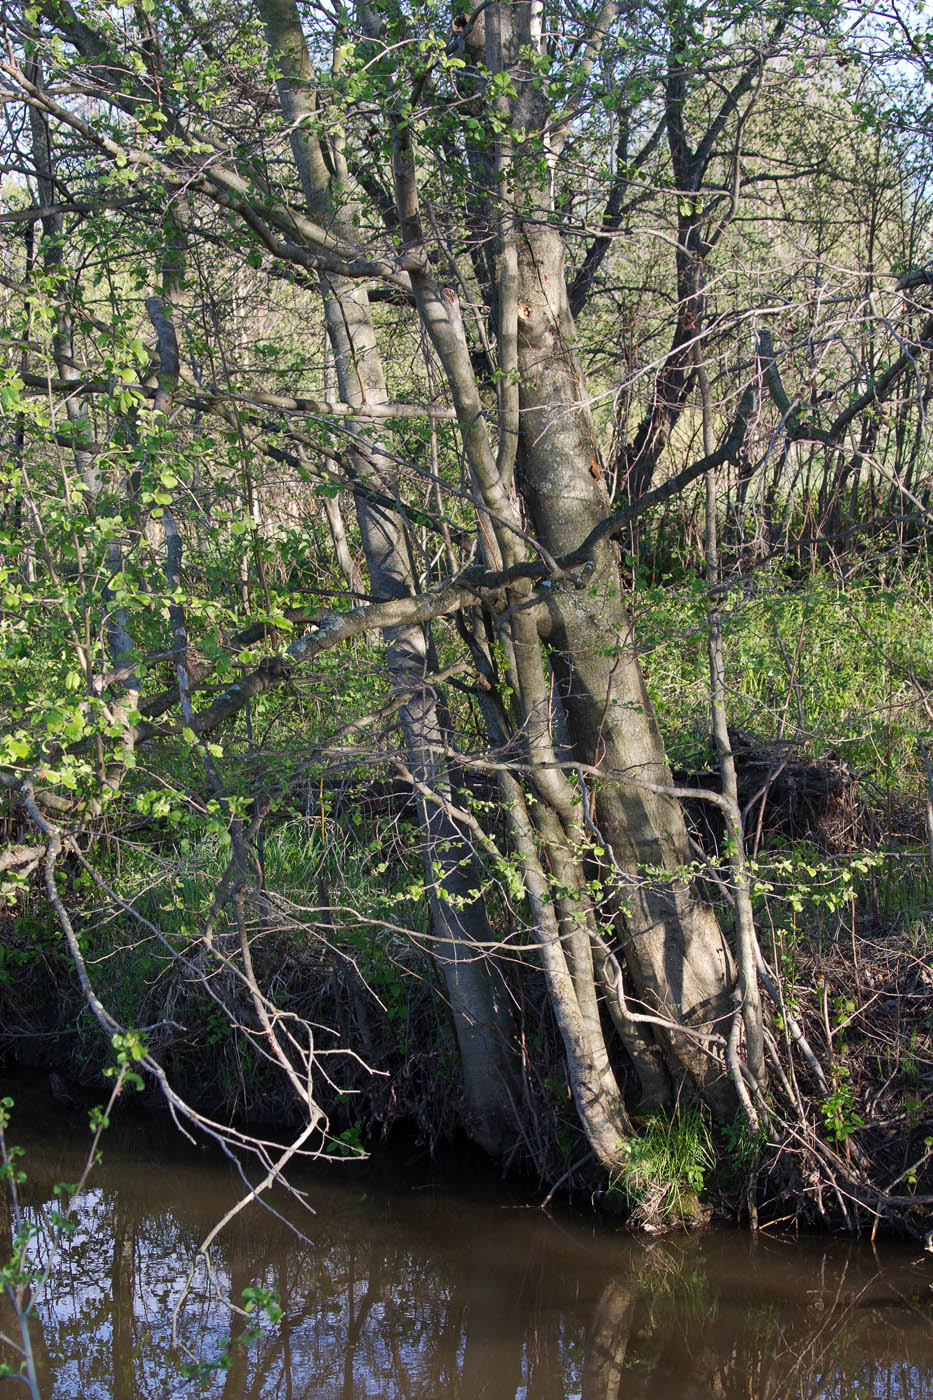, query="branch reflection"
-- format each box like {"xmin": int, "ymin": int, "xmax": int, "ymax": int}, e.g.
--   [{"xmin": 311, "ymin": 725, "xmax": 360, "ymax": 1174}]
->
[{"xmin": 2, "ymin": 1116, "xmax": 930, "ymax": 1400}]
